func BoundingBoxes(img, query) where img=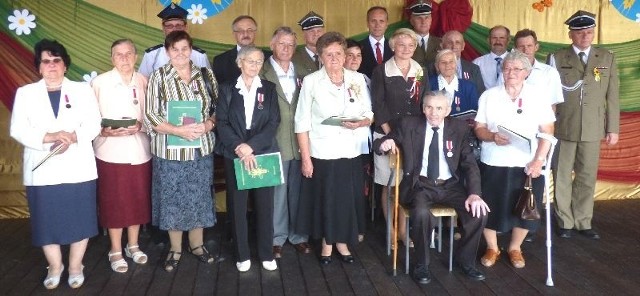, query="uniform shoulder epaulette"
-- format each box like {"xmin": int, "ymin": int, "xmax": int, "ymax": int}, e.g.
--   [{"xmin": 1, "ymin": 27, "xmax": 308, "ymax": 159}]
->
[
  {"xmin": 193, "ymin": 46, "xmax": 206, "ymax": 54},
  {"xmin": 145, "ymin": 44, "xmax": 163, "ymax": 53}
]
